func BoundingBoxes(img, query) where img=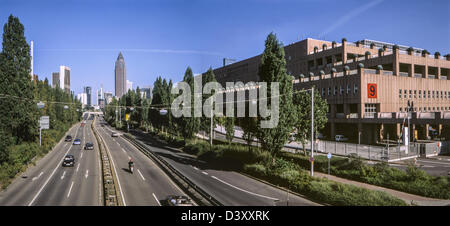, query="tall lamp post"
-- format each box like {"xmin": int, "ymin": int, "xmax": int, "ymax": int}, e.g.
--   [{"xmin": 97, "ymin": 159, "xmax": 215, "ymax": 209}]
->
[
  {"xmin": 37, "ymin": 102, "xmax": 45, "ymax": 146},
  {"xmin": 311, "ymin": 87, "xmax": 314, "ymax": 177},
  {"xmin": 407, "ymin": 100, "xmax": 414, "ymax": 154}
]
